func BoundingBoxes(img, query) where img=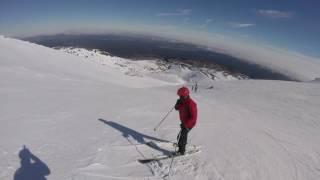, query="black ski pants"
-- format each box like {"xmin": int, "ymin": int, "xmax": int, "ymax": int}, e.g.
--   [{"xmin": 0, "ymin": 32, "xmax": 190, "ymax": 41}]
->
[{"xmin": 178, "ymin": 126, "xmax": 191, "ymax": 154}]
